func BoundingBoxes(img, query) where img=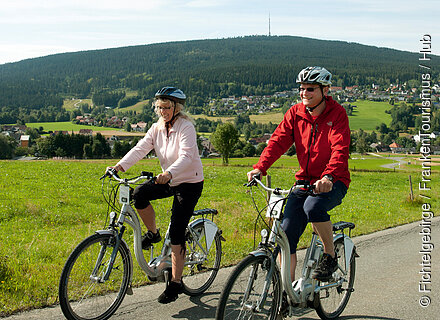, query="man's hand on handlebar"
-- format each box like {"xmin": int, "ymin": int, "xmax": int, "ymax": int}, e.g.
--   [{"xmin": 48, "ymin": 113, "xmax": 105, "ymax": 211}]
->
[
  {"xmin": 247, "ymin": 168, "xmax": 262, "ymax": 182},
  {"xmin": 313, "ymin": 177, "xmax": 333, "ymax": 194}
]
